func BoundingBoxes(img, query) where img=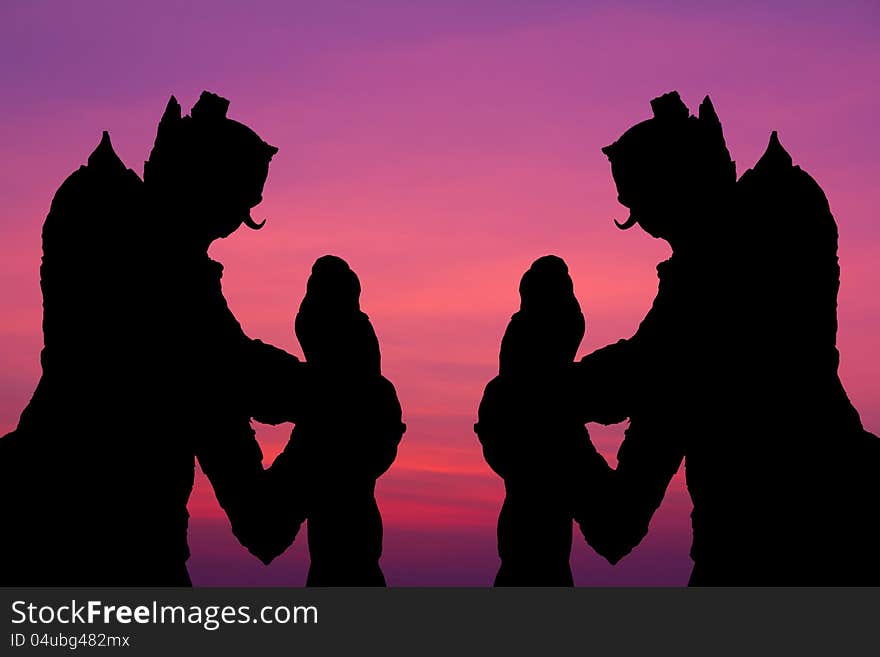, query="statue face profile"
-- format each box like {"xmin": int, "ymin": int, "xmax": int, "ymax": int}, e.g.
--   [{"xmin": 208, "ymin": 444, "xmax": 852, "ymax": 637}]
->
[
  {"xmin": 143, "ymin": 91, "xmax": 279, "ymax": 245},
  {"xmin": 602, "ymin": 92, "xmax": 736, "ymax": 246}
]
